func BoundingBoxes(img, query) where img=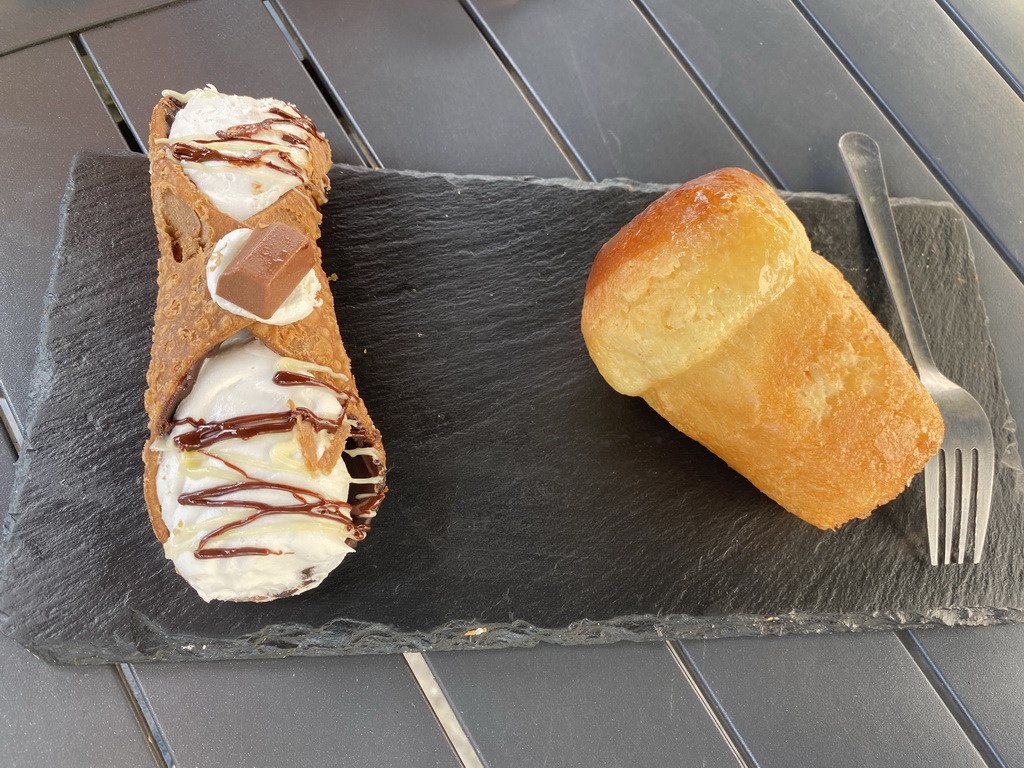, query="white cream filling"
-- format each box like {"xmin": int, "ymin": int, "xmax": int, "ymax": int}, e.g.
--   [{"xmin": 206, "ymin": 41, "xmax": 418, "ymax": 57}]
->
[
  {"xmin": 163, "ymin": 86, "xmax": 312, "ymax": 222},
  {"xmin": 153, "ymin": 333, "xmax": 379, "ymax": 602},
  {"xmin": 206, "ymin": 228, "xmax": 321, "ymax": 324}
]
